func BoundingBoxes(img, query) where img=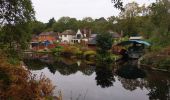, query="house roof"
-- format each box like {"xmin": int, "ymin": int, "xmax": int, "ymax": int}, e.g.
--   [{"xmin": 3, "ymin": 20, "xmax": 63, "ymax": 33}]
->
[
  {"xmin": 76, "ymin": 29, "xmax": 82, "ymax": 34},
  {"xmin": 88, "ymin": 34, "xmax": 97, "ymax": 44},
  {"xmin": 39, "ymin": 32, "xmax": 58, "ymax": 37},
  {"xmin": 112, "ymin": 32, "xmax": 121, "ymax": 38},
  {"xmin": 89, "ymin": 34, "xmax": 97, "ymax": 38},
  {"xmin": 61, "ymin": 30, "xmax": 76, "ymax": 35}
]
